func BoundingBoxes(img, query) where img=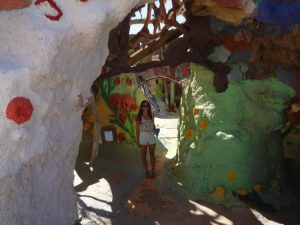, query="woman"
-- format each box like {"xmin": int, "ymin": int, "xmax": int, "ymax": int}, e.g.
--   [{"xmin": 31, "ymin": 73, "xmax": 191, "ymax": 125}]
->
[{"xmin": 136, "ymin": 100, "xmax": 157, "ymax": 178}]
